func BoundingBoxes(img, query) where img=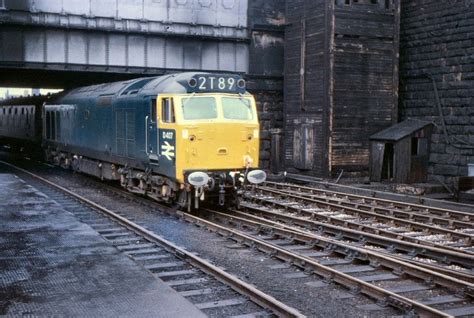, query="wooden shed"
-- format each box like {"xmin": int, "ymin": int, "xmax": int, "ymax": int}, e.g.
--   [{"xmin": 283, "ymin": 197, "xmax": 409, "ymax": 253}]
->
[
  {"xmin": 283, "ymin": 0, "xmax": 401, "ymax": 177},
  {"xmin": 369, "ymin": 119, "xmax": 433, "ymax": 183}
]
